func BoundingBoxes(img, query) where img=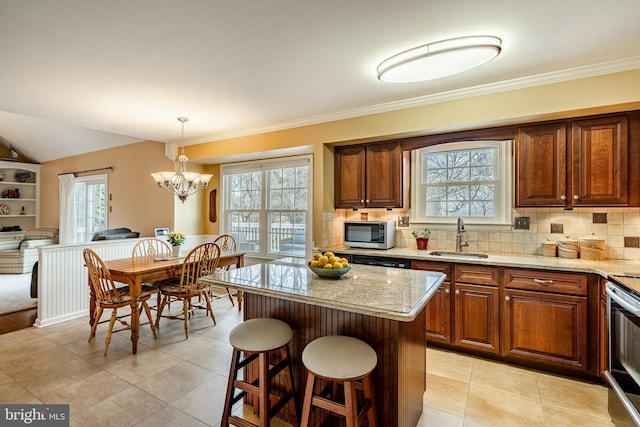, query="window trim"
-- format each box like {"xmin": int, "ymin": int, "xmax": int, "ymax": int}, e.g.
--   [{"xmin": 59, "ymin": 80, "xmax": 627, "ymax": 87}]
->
[
  {"xmin": 411, "ymin": 140, "xmax": 513, "ymax": 226},
  {"xmin": 220, "ymin": 155, "xmax": 313, "ymax": 259}
]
